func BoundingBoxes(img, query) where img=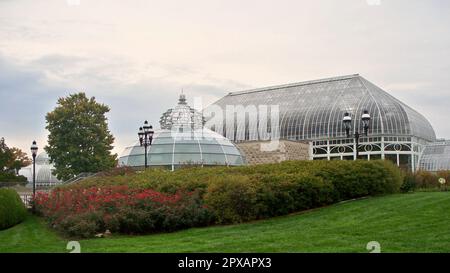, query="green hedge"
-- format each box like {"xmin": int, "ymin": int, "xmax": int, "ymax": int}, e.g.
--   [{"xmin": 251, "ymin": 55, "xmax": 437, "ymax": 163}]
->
[
  {"xmin": 203, "ymin": 160, "xmax": 402, "ymax": 223},
  {"xmin": 65, "ymin": 160, "xmax": 403, "ymax": 225},
  {"xmin": 0, "ymin": 188, "xmax": 27, "ymax": 230},
  {"xmin": 0, "ymin": 172, "xmax": 28, "ymax": 183}
]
